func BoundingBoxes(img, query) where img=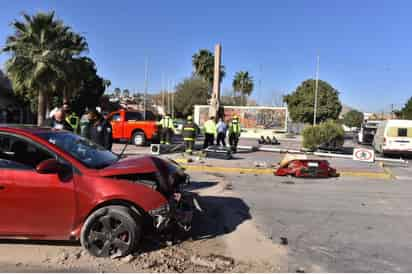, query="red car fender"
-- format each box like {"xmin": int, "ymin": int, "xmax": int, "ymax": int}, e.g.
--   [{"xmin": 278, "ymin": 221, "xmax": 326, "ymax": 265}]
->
[
  {"xmin": 71, "ymin": 174, "xmax": 168, "ymax": 238},
  {"xmin": 274, "ymin": 167, "xmax": 293, "ymax": 176}
]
